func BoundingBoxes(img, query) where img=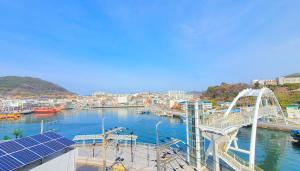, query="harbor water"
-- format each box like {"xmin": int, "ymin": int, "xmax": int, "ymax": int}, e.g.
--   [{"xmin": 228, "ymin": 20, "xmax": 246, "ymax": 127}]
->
[{"xmin": 0, "ymin": 108, "xmax": 299, "ymax": 171}]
